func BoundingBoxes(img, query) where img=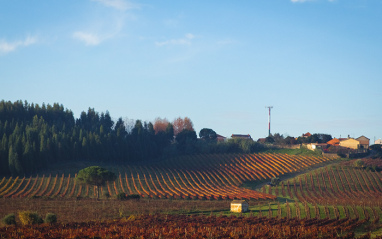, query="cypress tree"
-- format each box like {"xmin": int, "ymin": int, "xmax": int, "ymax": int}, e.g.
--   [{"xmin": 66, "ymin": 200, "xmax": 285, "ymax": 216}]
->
[
  {"xmin": 8, "ymin": 145, "xmax": 23, "ymax": 175},
  {"xmin": 22, "ymin": 140, "xmax": 34, "ymax": 173},
  {"xmin": 0, "ymin": 134, "xmax": 9, "ymax": 174}
]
